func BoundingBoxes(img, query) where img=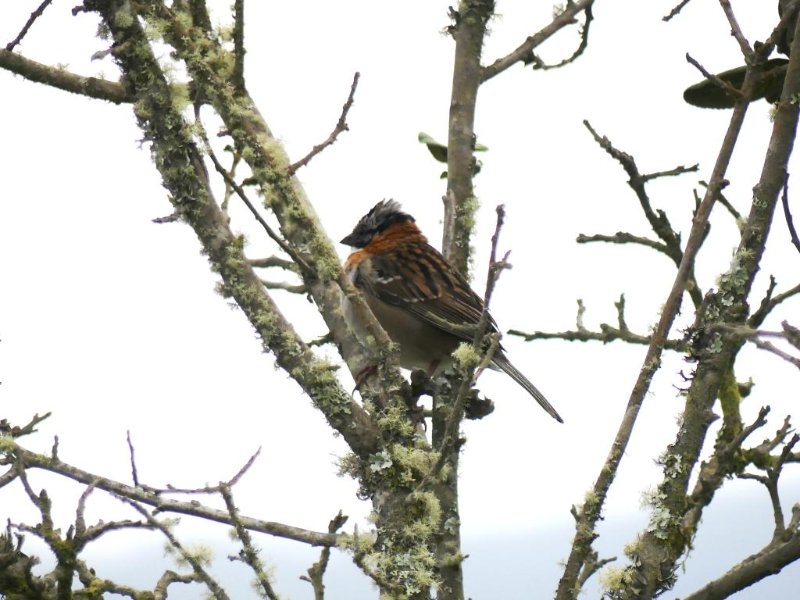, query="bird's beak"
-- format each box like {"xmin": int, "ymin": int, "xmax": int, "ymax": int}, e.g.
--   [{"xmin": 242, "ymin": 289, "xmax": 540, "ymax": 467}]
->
[{"xmin": 340, "ymin": 233, "xmax": 356, "ymax": 246}]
